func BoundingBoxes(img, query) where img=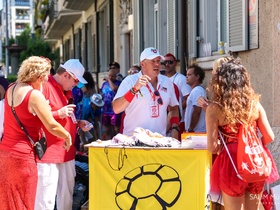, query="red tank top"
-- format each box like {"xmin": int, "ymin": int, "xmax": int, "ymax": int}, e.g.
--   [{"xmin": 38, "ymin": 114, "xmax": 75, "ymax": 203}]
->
[{"xmin": 0, "ymin": 88, "xmax": 42, "ymax": 160}]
